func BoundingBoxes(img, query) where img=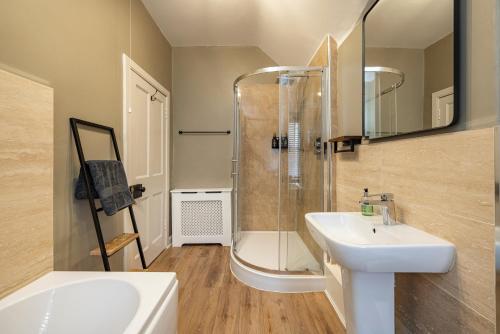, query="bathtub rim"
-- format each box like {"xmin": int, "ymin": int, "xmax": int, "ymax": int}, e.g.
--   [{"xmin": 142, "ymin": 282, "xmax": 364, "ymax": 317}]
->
[{"xmin": 0, "ymin": 271, "xmax": 177, "ymax": 334}]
